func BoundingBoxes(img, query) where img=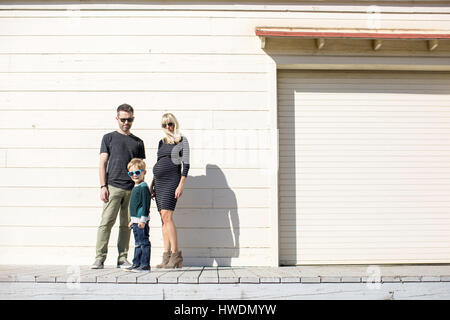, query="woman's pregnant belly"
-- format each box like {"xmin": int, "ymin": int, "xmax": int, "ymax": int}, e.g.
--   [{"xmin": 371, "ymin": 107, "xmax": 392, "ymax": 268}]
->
[{"xmin": 153, "ymin": 157, "xmax": 180, "ymax": 178}]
